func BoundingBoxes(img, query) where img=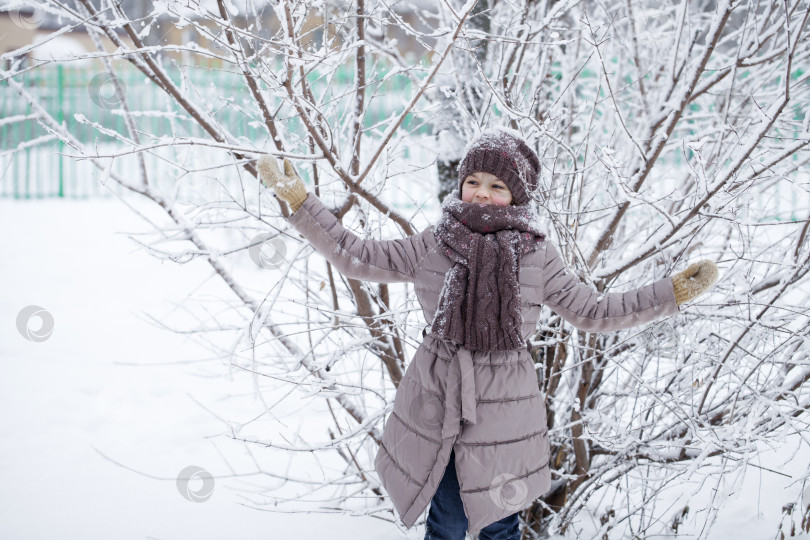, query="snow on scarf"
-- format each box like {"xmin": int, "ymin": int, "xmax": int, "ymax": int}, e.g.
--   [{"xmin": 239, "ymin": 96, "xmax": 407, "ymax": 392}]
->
[{"xmin": 431, "ymin": 190, "xmax": 547, "ymax": 351}]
